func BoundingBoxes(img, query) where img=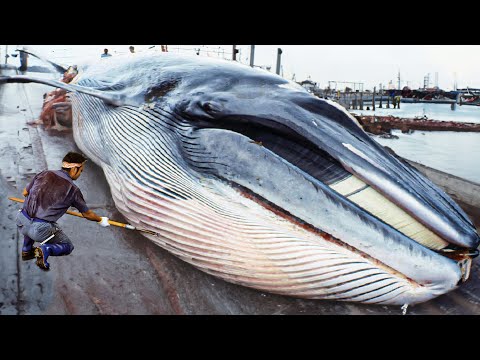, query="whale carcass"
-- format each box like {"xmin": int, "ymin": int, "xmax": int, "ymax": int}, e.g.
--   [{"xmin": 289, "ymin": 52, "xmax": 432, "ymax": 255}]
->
[{"xmin": 2, "ymin": 51, "xmax": 479, "ymax": 305}]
